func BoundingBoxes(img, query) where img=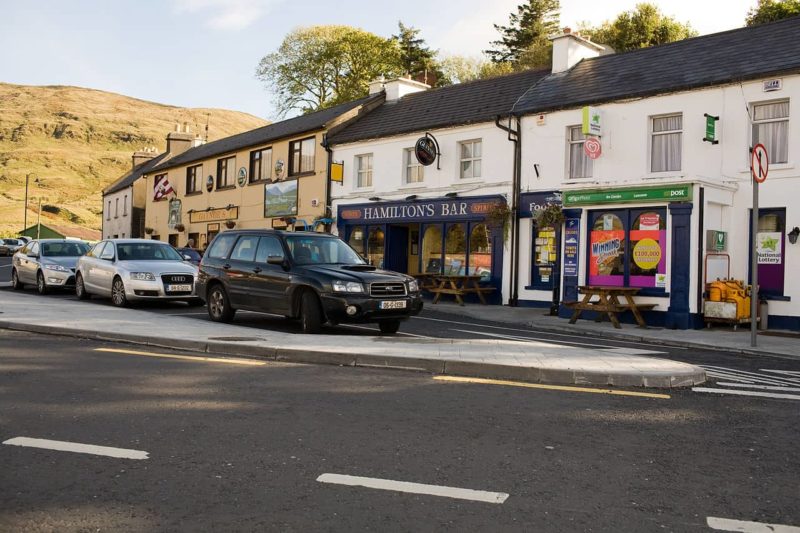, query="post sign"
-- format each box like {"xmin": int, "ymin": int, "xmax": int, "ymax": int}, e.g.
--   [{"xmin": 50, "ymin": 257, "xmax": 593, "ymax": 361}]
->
[
  {"xmin": 563, "ymin": 185, "xmax": 692, "ymax": 206},
  {"xmin": 582, "ymin": 106, "xmax": 602, "ymax": 136}
]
